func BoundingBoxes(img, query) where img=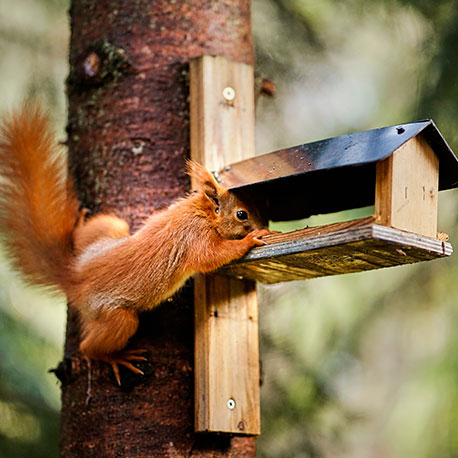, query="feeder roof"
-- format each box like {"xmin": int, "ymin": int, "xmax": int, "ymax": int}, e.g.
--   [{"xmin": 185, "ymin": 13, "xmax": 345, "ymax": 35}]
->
[{"xmin": 219, "ymin": 120, "xmax": 458, "ymax": 221}]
